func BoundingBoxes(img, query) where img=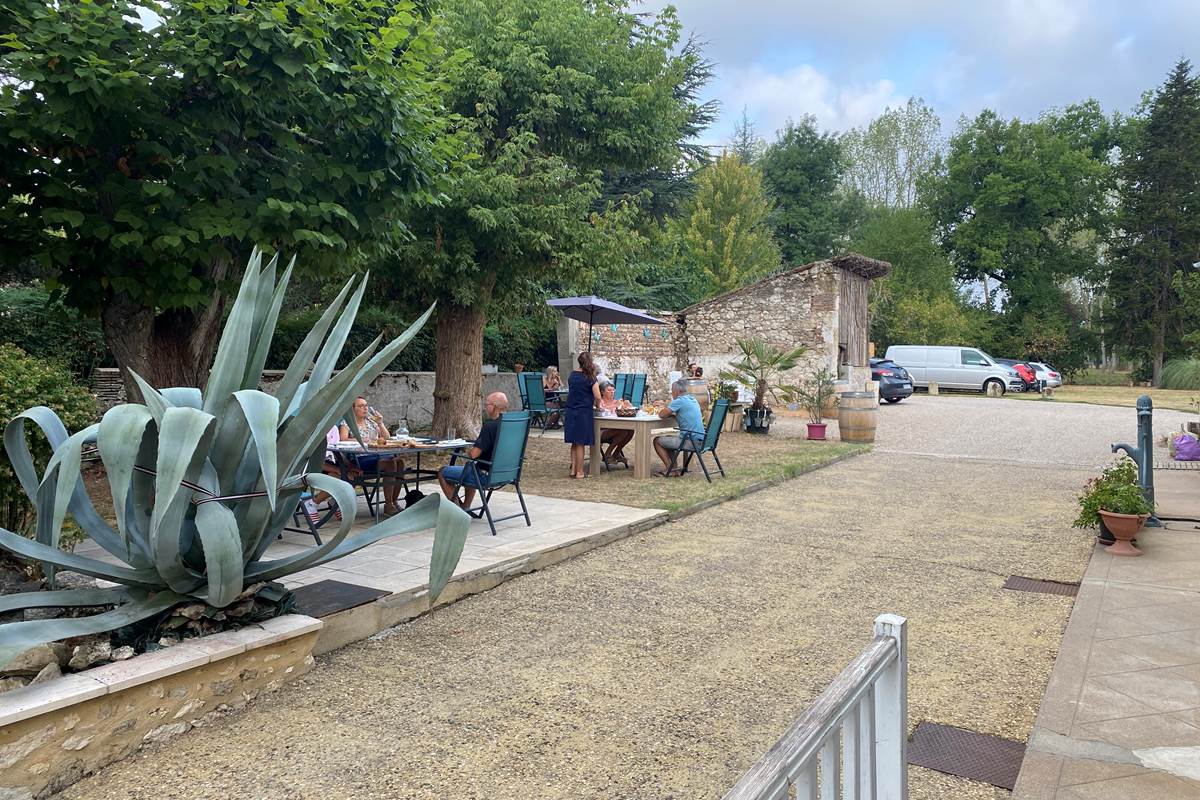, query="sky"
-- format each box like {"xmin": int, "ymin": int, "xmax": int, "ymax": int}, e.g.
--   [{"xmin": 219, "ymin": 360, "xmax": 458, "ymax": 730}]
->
[{"xmin": 640, "ymin": 0, "xmax": 1200, "ymax": 145}]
